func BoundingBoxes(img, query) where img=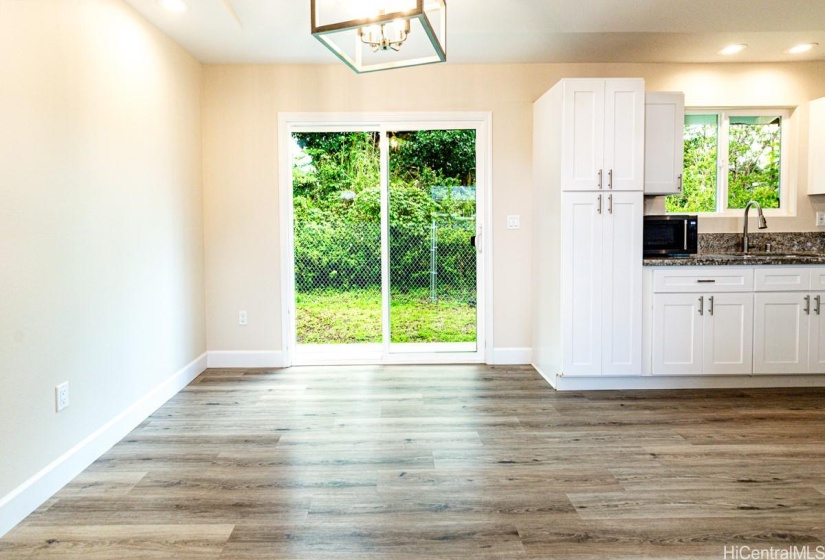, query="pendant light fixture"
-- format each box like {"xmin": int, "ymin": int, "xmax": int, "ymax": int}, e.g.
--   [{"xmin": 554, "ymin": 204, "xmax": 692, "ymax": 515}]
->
[{"xmin": 311, "ymin": 0, "xmax": 447, "ymax": 74}]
